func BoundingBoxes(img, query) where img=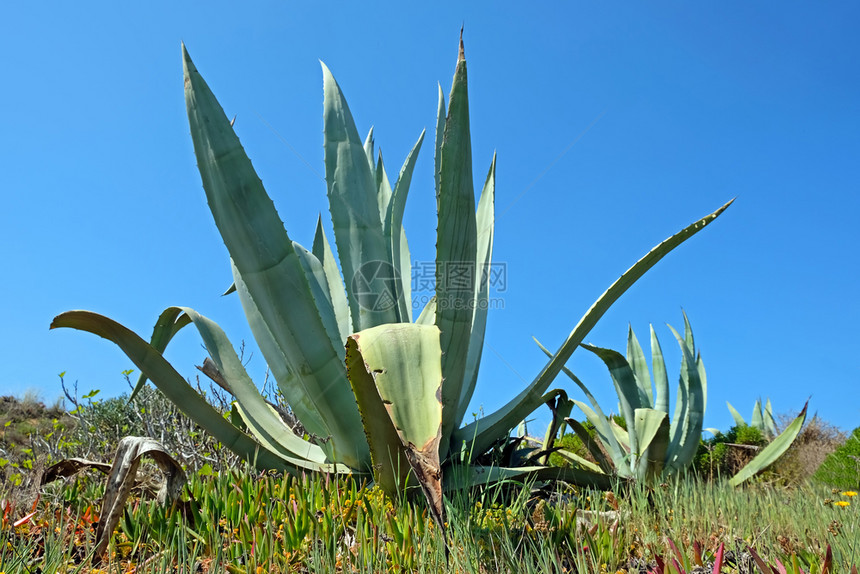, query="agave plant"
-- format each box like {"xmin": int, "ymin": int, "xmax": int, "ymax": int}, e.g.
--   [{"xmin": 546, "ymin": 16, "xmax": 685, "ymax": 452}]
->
[
  {"xmin": 536, "ymin": 313, "xmax": 807, "ymax": 485},
  {"xmin": 51, "ymin": 35, "xmax": 732, "ymax": 513},
  {"xmin": 727, "ymin": 397, "xmax": 779, "ymax": 440}
]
